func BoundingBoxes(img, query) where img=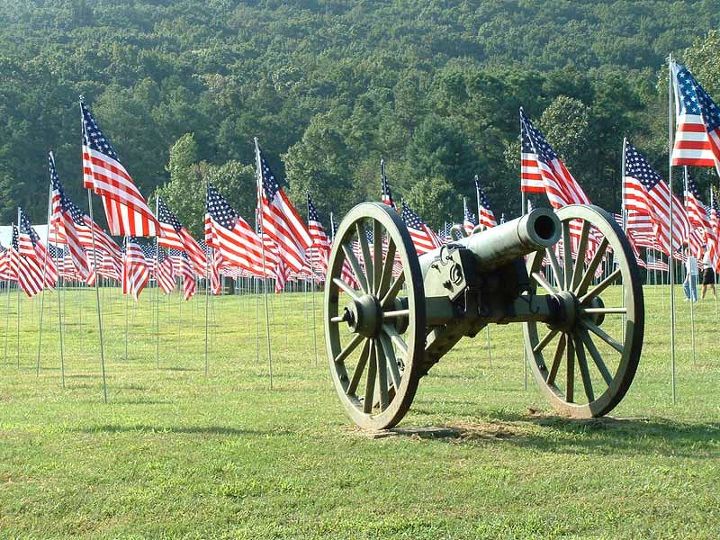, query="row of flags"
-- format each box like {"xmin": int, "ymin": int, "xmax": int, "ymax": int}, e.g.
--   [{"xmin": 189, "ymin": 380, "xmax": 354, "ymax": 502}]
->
[
  {"xmin": 518, "ymin": 61, "xmax": 720, "ymax": 275},
  {"xmin": 5, "ymin": 61, "xmax": 719, "ymax": 300}
]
